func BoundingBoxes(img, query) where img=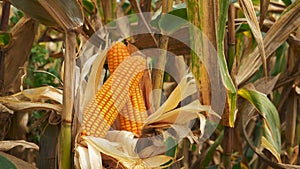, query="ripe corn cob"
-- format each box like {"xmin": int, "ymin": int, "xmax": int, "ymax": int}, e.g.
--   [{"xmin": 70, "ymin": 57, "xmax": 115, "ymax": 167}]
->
[
  {"xmin": 107, "ymin": 42, "xmax": 148, "ymax": 136},
  {"xmin": 81, "ymin": 55, "xmax": 146, "ymax": 137},
  {"xmin": 107, "ymin": 42, "xmax": 130, "ymax": 74},
  {"xmin": 119, "ymin": 87, "xmax": 148, "ymax": 136}
]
